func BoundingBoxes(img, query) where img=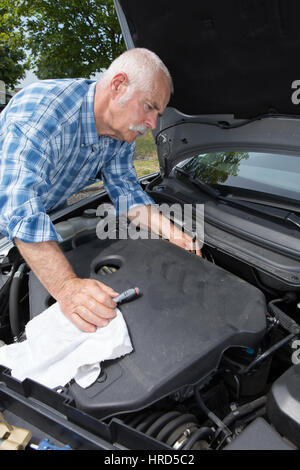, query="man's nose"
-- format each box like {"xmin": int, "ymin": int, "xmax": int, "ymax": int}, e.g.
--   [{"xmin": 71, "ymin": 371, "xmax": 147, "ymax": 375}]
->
[{"xmin": 144, "ymin": 114, "xmax": 158, "ymax": 130}]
